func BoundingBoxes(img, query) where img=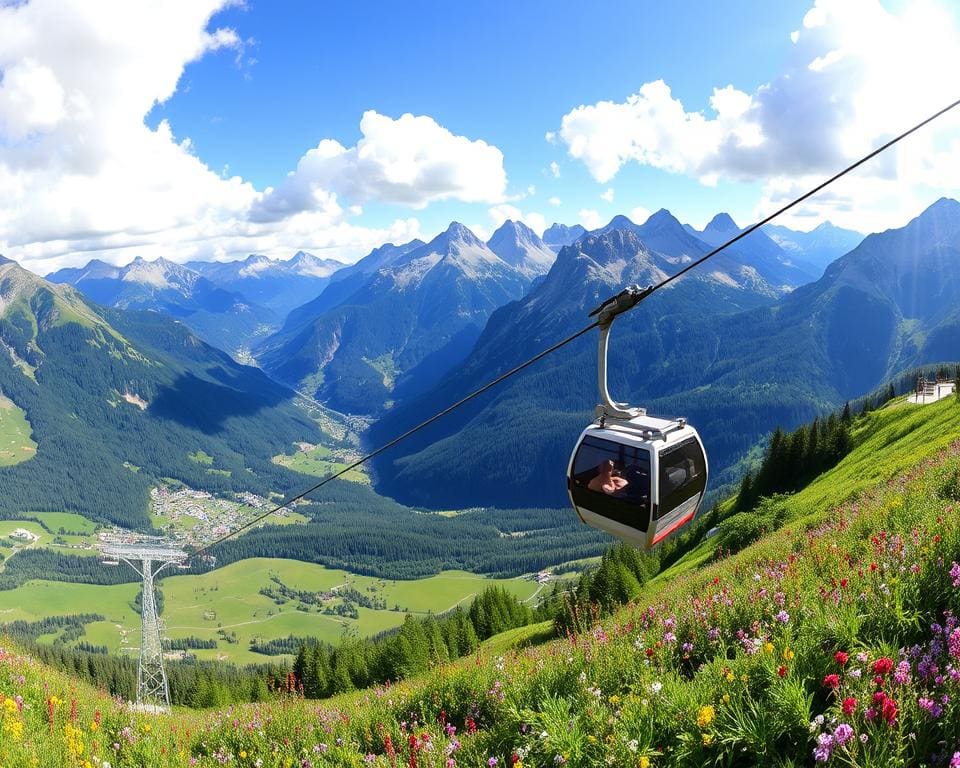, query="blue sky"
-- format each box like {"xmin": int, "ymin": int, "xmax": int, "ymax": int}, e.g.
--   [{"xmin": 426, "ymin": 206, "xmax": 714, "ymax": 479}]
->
[
  {"xmin": 148, "ymin": 0, "xmax": 811, "ymax": 235},
  {"xmin": 1, "ymin": 0, "xmax": 959, "ymax": 270}
]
